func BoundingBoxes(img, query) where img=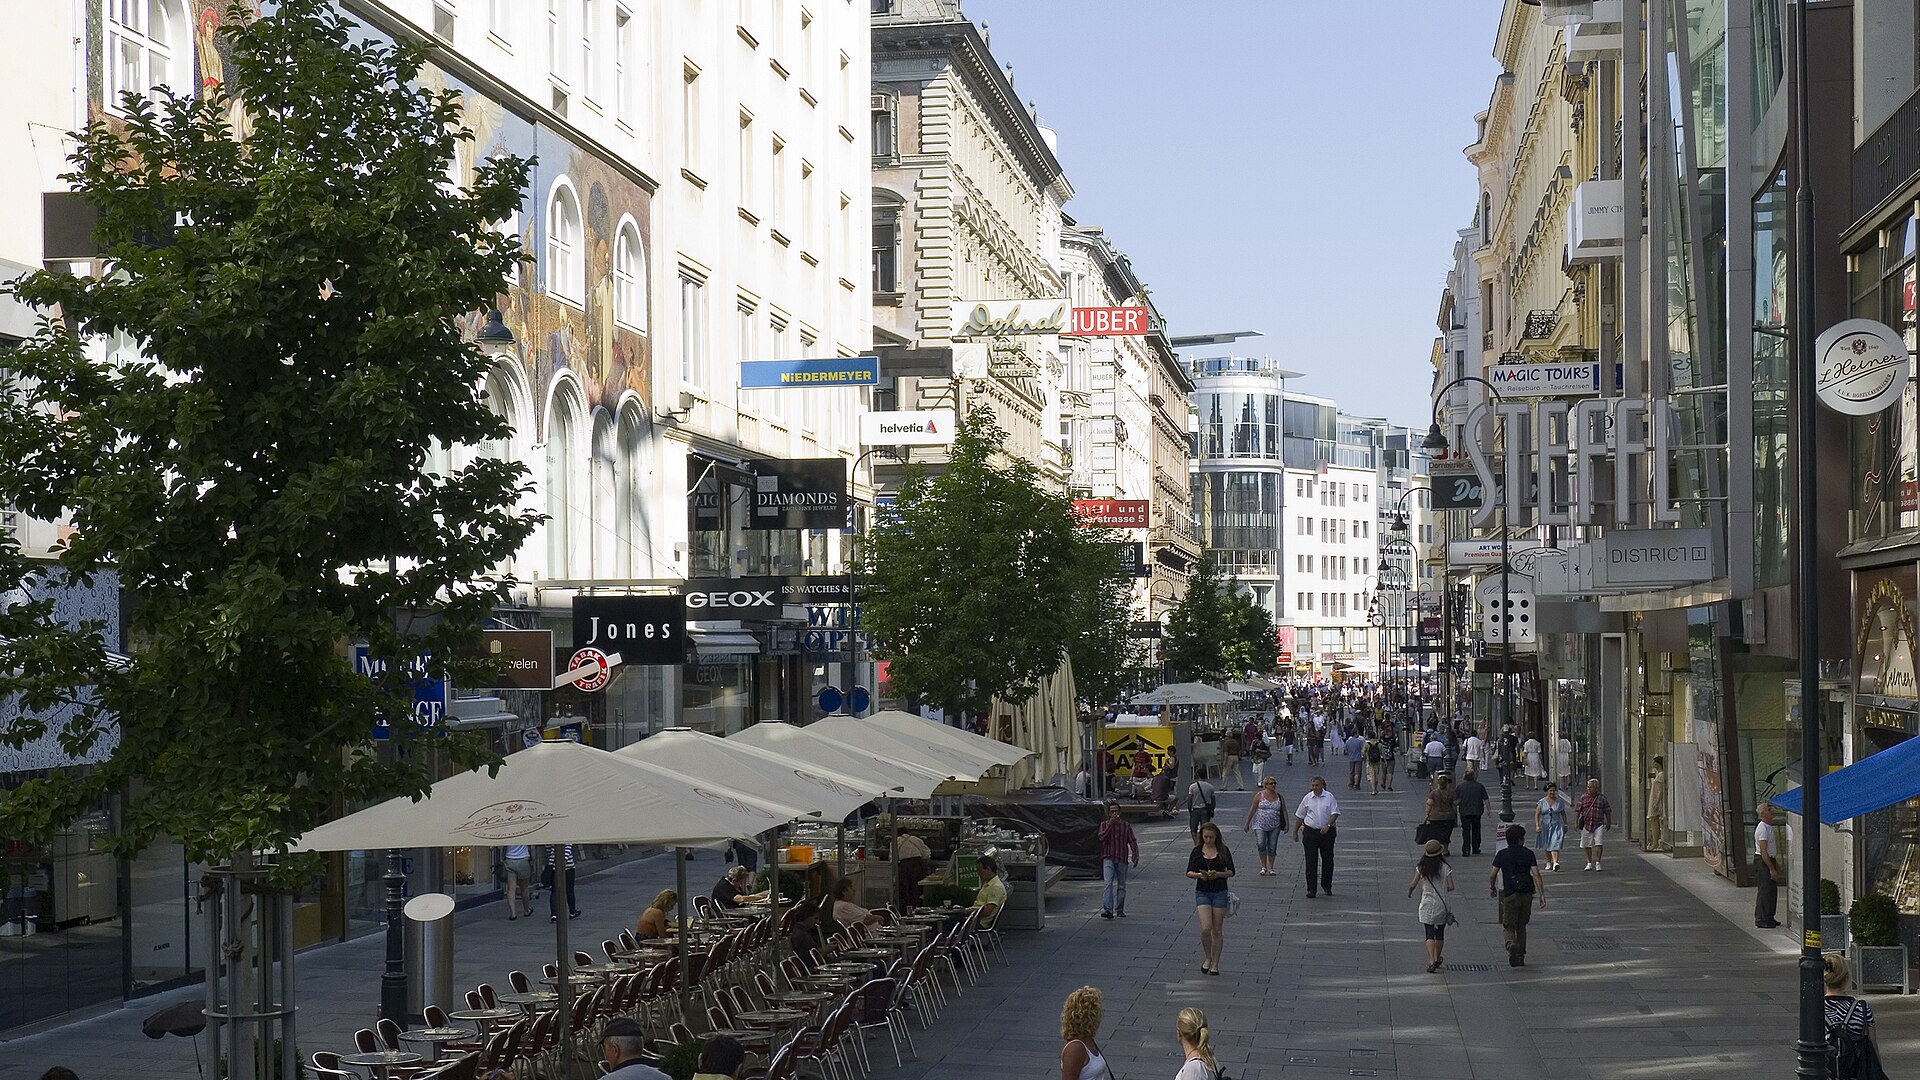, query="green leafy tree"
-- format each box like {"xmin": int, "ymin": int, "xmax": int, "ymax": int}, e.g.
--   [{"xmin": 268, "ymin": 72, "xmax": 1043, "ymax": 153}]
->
[
  {"xmin": 861, "ymin": 410, "xmax": 1123, "ymax": 718},
  {"xmin": 1064, "ymin": 530, "xmax": 1137, "ymax": 709},
  {"xmin": 1220, "ymin": 590, "xmax": 1279, "ymax": 678},
  {"xmin": 0, "ymin": 0, "xmax": 537, "ymax": 866},
  {"xmin": 1161, "ymin": 555, "xmax": 1233, "ymax": 683}
]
